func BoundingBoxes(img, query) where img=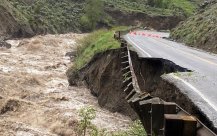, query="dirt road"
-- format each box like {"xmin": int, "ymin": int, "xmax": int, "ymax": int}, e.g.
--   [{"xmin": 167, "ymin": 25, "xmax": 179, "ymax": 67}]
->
[{"xmin": 0, "ymin": 33, "xmax": 131, "ymax": 136}]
